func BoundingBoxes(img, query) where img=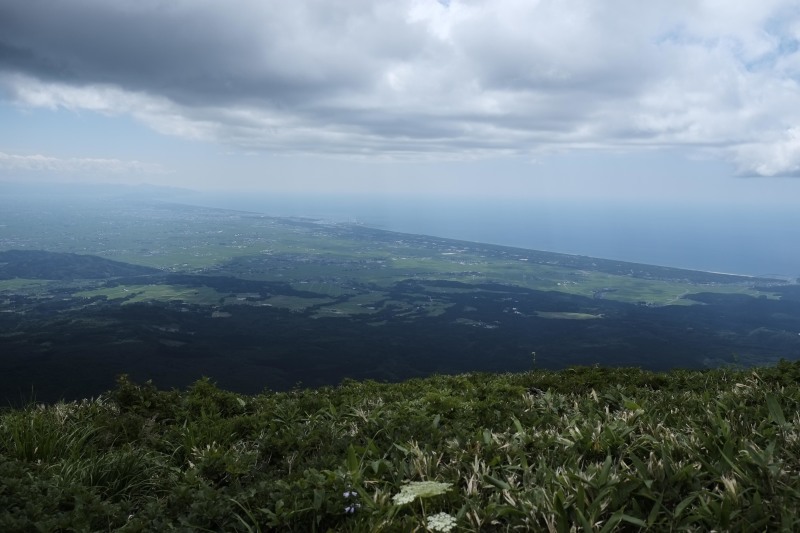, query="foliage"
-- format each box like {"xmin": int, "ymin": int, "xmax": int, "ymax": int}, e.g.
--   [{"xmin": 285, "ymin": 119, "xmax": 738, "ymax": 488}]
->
[{"xmin": 3, "ymin": 362, "xmax": 800, "ymax": 531}]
